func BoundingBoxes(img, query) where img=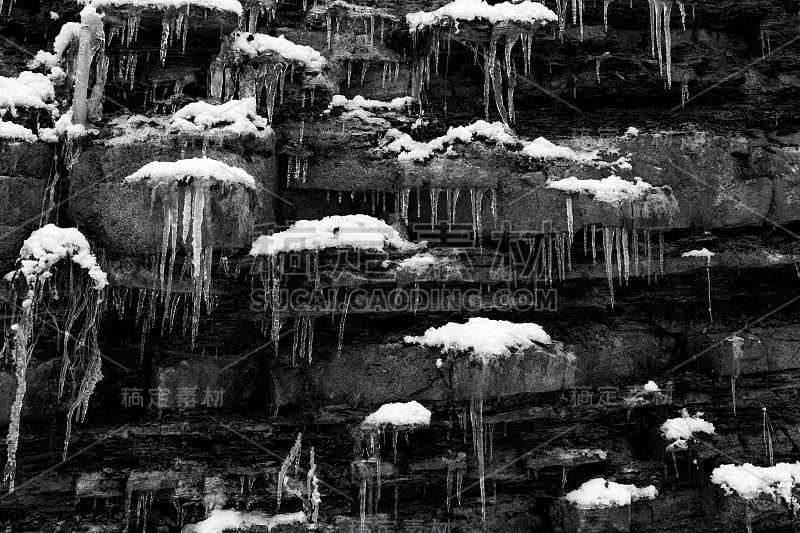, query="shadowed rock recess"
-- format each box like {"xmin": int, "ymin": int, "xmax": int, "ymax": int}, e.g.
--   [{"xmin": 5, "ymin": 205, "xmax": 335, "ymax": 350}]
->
[{"xmin": 2, "ymin": 0, "xmax": 800, "ymax": 531}]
